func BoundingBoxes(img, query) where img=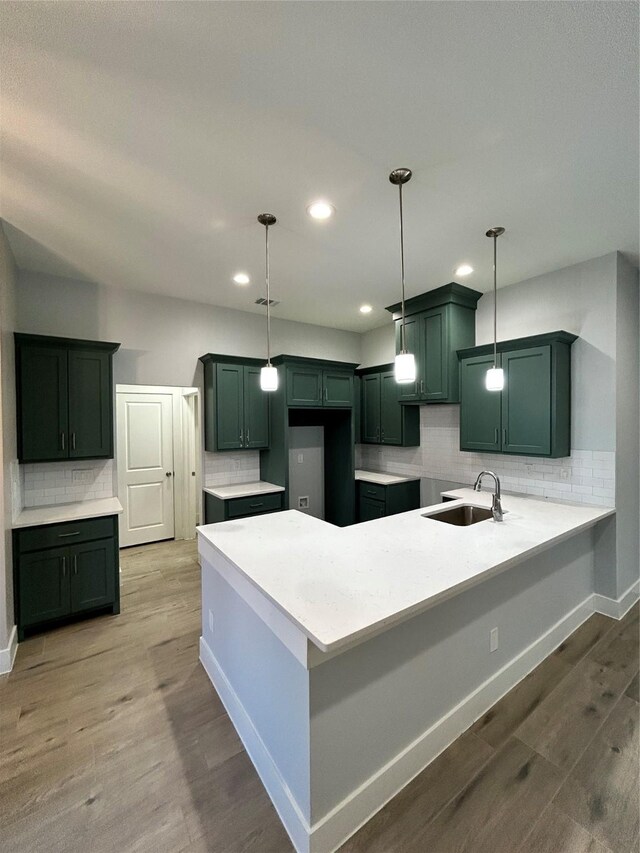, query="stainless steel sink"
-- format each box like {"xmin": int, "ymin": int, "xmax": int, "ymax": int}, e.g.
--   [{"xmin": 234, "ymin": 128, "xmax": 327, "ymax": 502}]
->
[{"xmin": 422, "ymin": 504, "xmax": 493, "ymax": 526}]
